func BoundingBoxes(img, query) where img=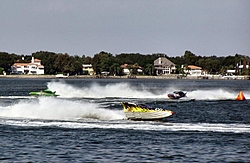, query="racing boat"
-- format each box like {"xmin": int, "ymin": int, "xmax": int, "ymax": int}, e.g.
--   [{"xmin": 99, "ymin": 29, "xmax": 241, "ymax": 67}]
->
[
  {"xmin": 121, "ymin": 102, "xmax": 174, "ymax": 120},
  {"xmin": 29, "ymin": 89, "xmax": 59, "ymax": 97},
  {"xmin": 167, "ymin": 91, "xmax": 186, "ymax": 99}
]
